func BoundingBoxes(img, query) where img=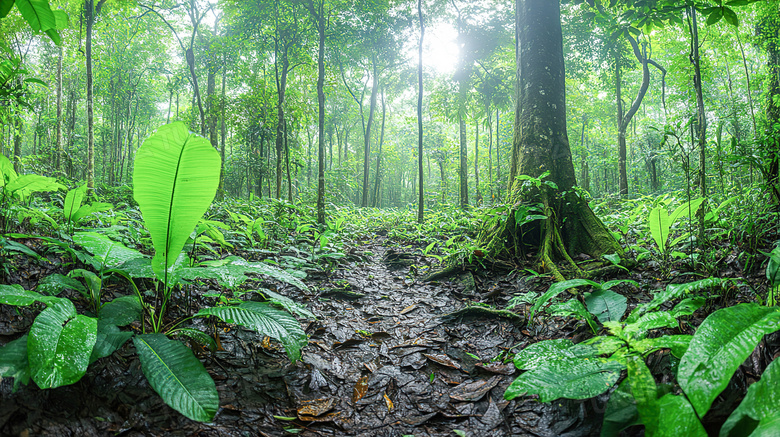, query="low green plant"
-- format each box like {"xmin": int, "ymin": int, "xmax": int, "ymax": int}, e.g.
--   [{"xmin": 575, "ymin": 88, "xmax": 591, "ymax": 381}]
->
[
  {"xmin": 762, "ymin": 245, "xmax": 780, "ymax": 306},
  {"xmin": 504, "ymin": 279, "xmax": 779, "ymax": 437},
  {"xmin": 62, "ymin": 184, "xmax": 113, "ymax": 234},
  {"xmin": 0, "ymin": 122, "xmax": 310, "ymax": 422},
  {"xmin": 0, "ymin": 154, "xmax": 65, "ymax": 232},
  {"xmin": 647, "ymin": 195, "xmax": 704, "ymax": 257}
]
